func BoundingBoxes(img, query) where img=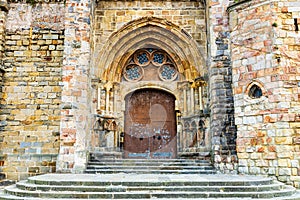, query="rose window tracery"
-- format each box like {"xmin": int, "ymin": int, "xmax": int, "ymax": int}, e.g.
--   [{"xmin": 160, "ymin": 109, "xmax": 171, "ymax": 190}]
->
[
  {"xmin": 124, "ymin": 65, "xmax": 144, "ymax": 81},
  {"xmin": 159, "ymin": 65, "xmax": 177, "ymax": 81},
  {"xmin": 135, "ymin": 50, "xmax": 150, "ymax": 66},
  {"xmin": 153, "ymin": 52, "xmax": 165, "ymax": 65},
  {"xmin": 123, "ymin": 49, "xmax": 178, "ymax": 82}
]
